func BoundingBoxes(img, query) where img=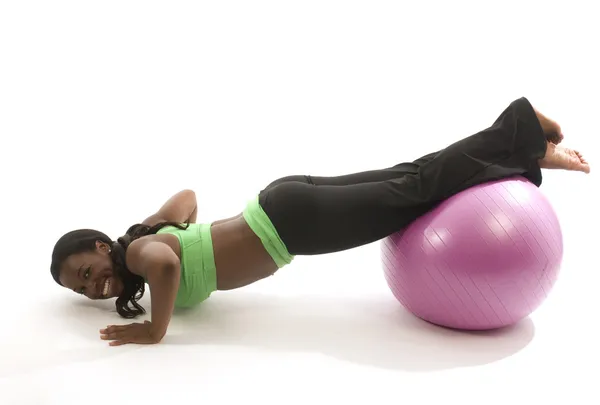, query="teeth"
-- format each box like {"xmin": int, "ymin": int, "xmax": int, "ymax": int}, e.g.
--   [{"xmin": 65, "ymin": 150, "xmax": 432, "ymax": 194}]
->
[{"xmin": 103, "ymin": 279, "xmax": 110, "ymax": 297}]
